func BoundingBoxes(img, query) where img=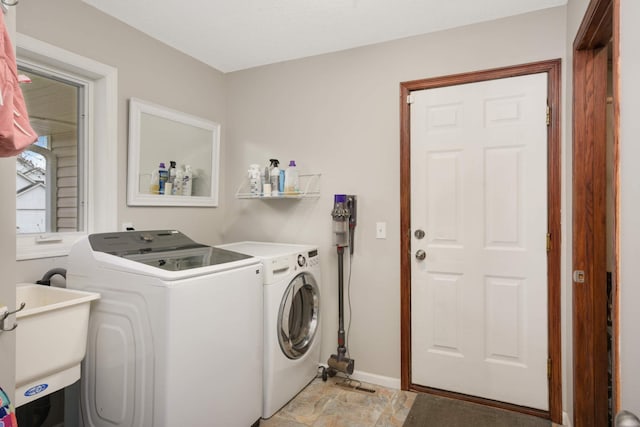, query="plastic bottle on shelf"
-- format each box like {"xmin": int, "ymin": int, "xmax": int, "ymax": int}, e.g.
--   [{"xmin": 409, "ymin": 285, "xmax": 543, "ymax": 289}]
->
[
  {"xmin": 279, "ymin": 169, "xmax": 285, "ymax": 193},
  {"xmin": 263, "ymin": 163, "xmax": 271, "ymax": 194},
  {"xmin": 158, "ymin": 162, "xmax": 169, "ymax": 195},
  {"xmin": 173, "ymin": 168, "xmax": 184, "ymax": 195},
  {"xmin": 182, "ymin": 165, "xmax": 193, "ymax": 196},
  {"xmin": 149, "ymin": 170, "xmax": 159, "ymax": 195},
  {"xmin": 168, "ymin": 161, "xmax": 177, "ymax": 186},
  {"xmin": 248, "ymin": 164, "xmax": 262, "ymax": 196},
  {"xmin": 284, "ymin": 160, "xmax": 299, "ymax": 195},
  {"xmin": 269, "ymin": 159, "xmax": 280, "ymax": 197}
]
